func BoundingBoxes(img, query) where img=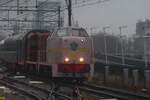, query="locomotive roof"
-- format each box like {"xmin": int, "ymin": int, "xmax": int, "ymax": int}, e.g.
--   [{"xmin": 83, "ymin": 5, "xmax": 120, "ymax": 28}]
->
[
  {"xmin": 0, "ymin": 39, "xmax": 5, "ymax": 44},
  {"xmin": 3, "ymin": 33, "xmax": 25, "ymax": 43},
  {"xmin": 27, "ymin": 29, "xmax": 50, "ymax": 33},
  {"xmin": 6, "ymin": 29, "xmax": 50, "ymax": 40},
  {"xmin": 57, "ymin": 27, "xmax": 85, "ymax": 30}
]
